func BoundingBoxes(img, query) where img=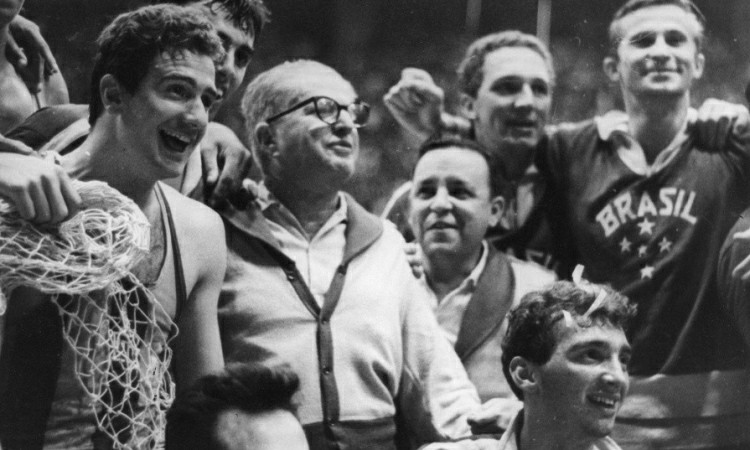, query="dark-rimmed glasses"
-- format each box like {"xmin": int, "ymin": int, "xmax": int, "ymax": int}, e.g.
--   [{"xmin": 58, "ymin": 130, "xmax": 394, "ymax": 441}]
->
[{"xmin": 265, "ymin": 96, "xmax": 370, "ymax": 128}]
